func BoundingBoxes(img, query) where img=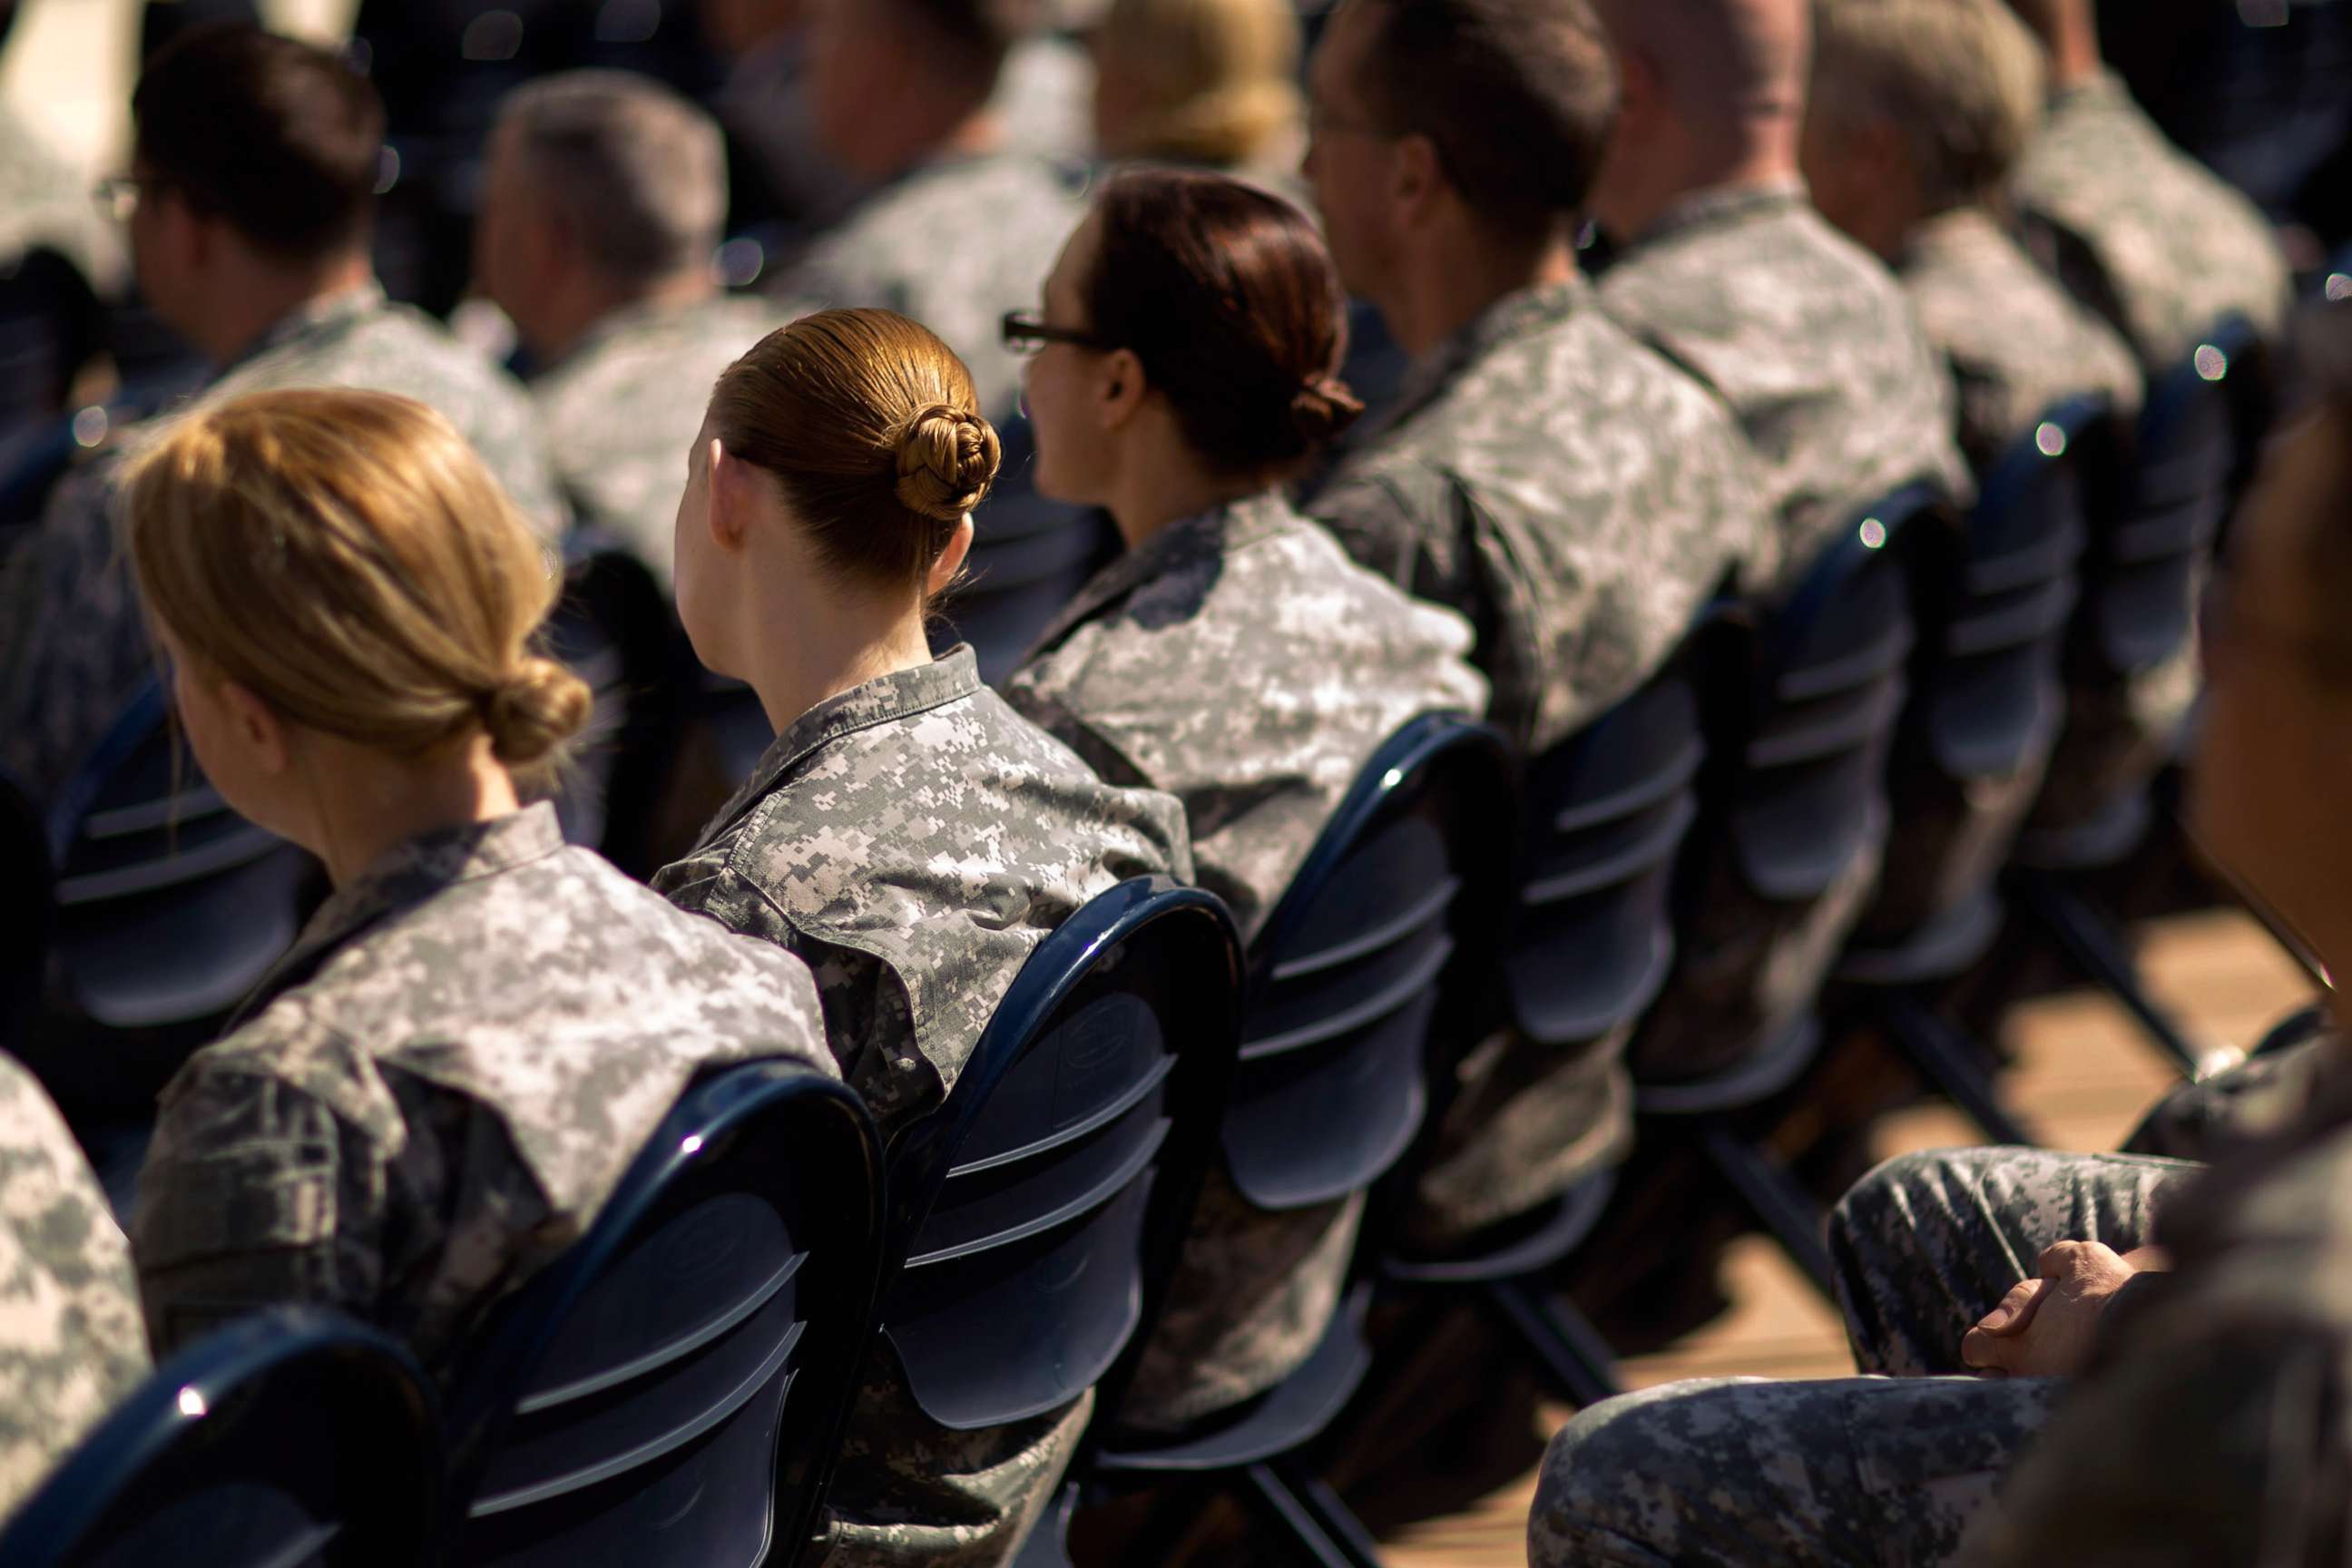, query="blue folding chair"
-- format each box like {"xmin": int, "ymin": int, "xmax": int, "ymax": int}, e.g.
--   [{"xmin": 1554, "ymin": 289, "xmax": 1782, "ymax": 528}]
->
[
  {"xmin": 1632, "ymin": 488, "xmax": 1940, "ymax": 1295},
  {"xmin": 1065, "ymin": 716, "xmax": 1515, "ymax": 1568},
  {"xmin": 2012, "ymin": 318, "xmax": 2259, "ymax": 1074},
  {"xmin": 0, "ymin": 1308, "xmax": 441, "ymax": 1568},
  {"xmin": 1842, "ymin": 398, "xmax": 2118, "ymax": 1144},
  {"xmin": 25, "ymin": 683, "xmax": 318, "ymax": 1124},
  {"xmin": 0, "ymin": 767, "xmax": 46, "ymax": 1055},
  {"xmin": 438, "ymin": 1059, "xmax": 881, "ymax": 1568},
  {"xmin": 927, "ymin": 419, "xmax": 1114, "ymax": 685}
]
